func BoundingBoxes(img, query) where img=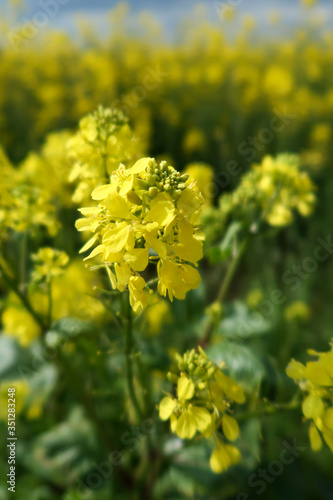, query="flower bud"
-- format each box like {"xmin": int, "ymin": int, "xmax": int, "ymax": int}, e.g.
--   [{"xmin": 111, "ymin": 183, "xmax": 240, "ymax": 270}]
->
[
  {"xmin": 149, "ymin": 187, "xmax": 159, "ymax": 198},
  {"xmin": 127, "ymin": 191, "xmax": 142, "ymax": 205},
  {"xmin": 173, "ymin": 190, "xmax": 182, "ymax": 200},
  {"xmin": 146, "ymin": 174, "xmax": 155, "ymax": 186}
]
